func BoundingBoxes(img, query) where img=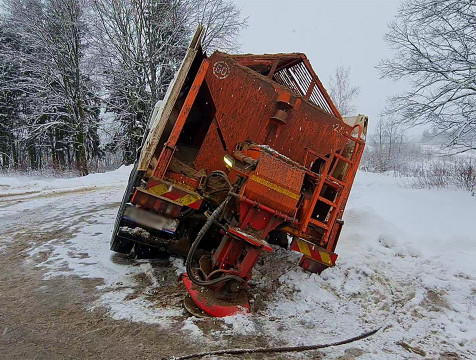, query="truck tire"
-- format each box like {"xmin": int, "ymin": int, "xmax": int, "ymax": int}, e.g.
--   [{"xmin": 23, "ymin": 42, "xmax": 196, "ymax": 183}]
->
[
  {"xmin": 110, "ymin": 163, "xmax": 143, "ymax": 254},
  {"xmin": 109, "ymin": 164, "xmax": 138, "ymax": 254},
  {"xmin": 110, "ymin": 235, "xmax": 134, "ymax": 254},
  {"xmin": 110, "ymin": 127, "xmax": 151, "ymax": 254},
  {"xmin": 110, "ymin": 163, "xmax": 145, "ymax": 254}
]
